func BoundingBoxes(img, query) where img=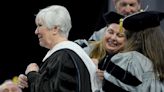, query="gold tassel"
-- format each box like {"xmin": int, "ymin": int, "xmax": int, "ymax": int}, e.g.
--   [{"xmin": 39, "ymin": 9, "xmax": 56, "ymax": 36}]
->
[
  {"xmin": 119, "ymin": 18, "xmax": 123, "ymax": 33},
  {"xmin": 12, "ymin": 76, "xmax": 19, "ymax": 84}
]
